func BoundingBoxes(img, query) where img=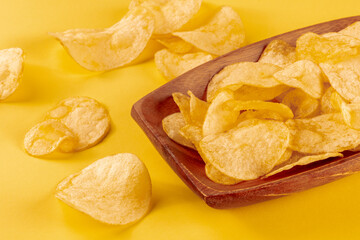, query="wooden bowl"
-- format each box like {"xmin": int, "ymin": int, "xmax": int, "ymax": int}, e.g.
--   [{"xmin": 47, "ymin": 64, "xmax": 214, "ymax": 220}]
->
[{"xmin": 131, "ymin": 16, "xmax": 360, "ymax": 209}]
